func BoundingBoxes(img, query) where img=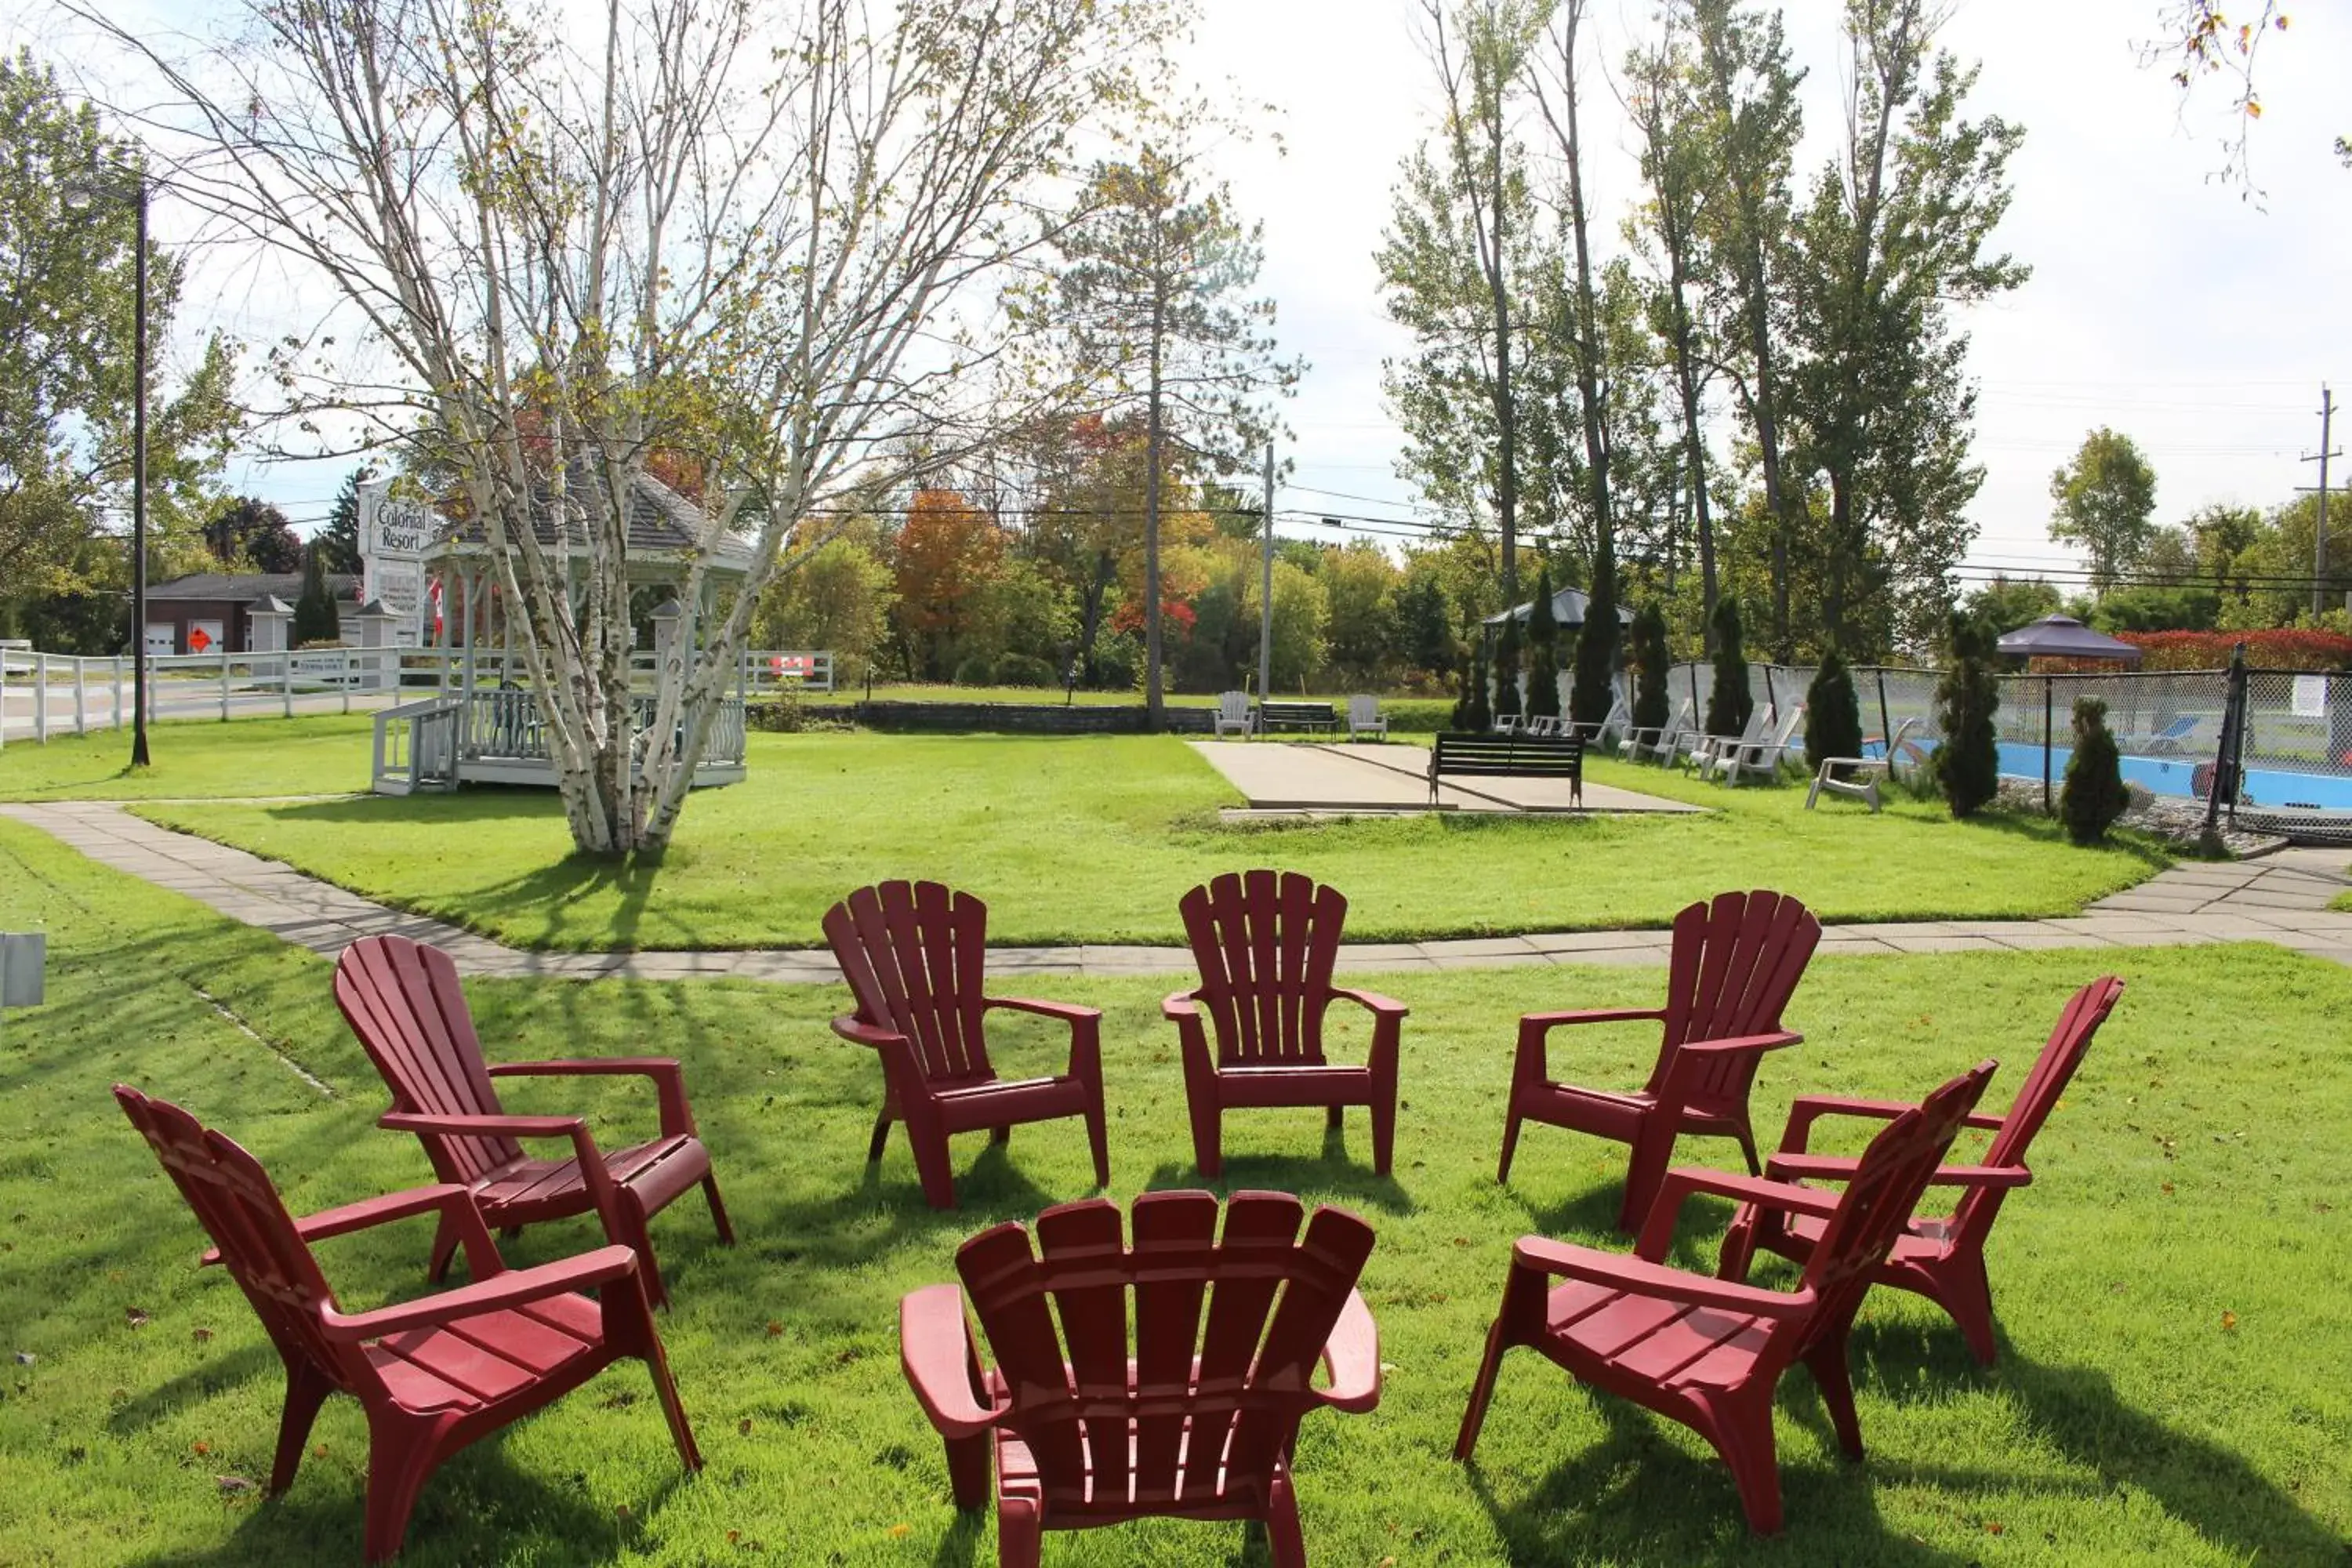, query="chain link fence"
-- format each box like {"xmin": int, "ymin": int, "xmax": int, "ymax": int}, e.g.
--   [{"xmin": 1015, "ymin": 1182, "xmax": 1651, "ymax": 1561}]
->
[{"xmin": 1653, "ymin": 659, "xmax": 2352, "ymax": 839}]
